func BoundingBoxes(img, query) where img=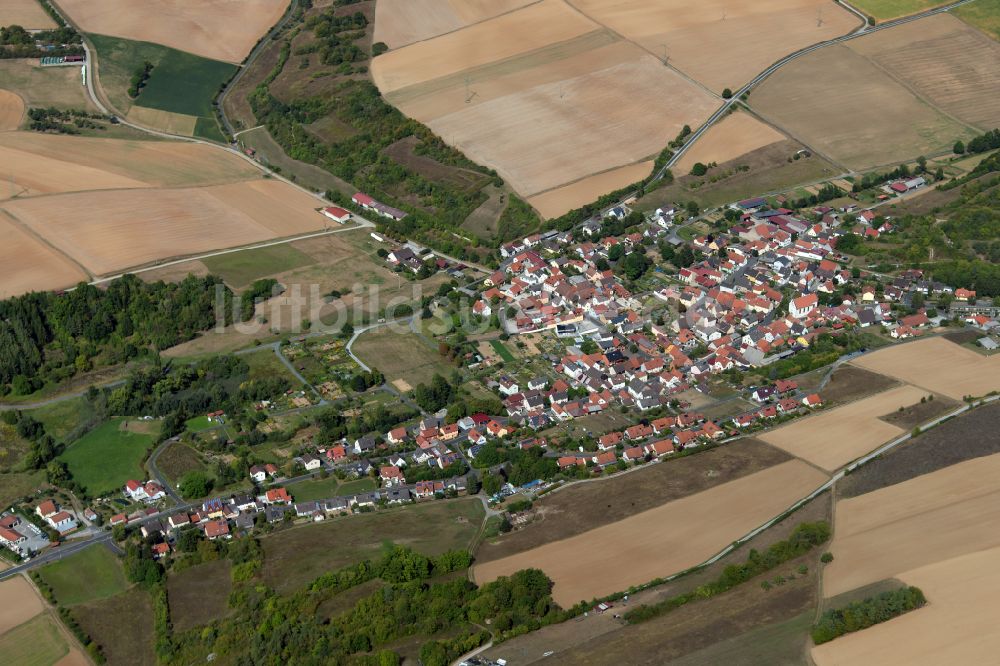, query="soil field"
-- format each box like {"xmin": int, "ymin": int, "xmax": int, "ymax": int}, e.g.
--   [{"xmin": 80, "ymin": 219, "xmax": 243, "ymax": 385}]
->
[
  {"xmin": 476, "ymin": 439, "xmax": 792, "ymax": 564},
  {"xmin": 0, "ymin": 575, "xmax": 43, "ymax": 634},
  {"xmin": 567, "ymin": 0, "xmax": 861, "ymax": 92},
  {"xmin": 374, "ymin": 1, "xmax": 718, "ymax": 201},
  {"xmin": 878, "ymin": 392, "xmax": 958, "ymax": 429},
  {"xmin": 852, "ymin": 336, "xmax": 1000, "ymax": 399},
  {"xmin": 818, "ymin": 365, "xmax": 899, "ymax": 406},
  {"xmin": 473, "ymin": 459, "xmax": 828, "ymax": 607},
  {"xmin": 813, "ymin": 545, "xmax": 1000, "ymax": 666},
  {"xmin": 5, "ymin": 179, "xmax": 326, "ymax": 276},
  {"xmin": 638, "ymin": 140, "xmax": 840, "ymax": 211},
  {"xmin": 73, "ymin": 587, "xmax": 155, "ymax": 666},
  {"xmin": 261, "ymin": 498, "xmax": 484, "ymax": 593},
  {"xmin": 59, "ymin": 0, "xmax": 289, "ymax": 63},
  {"xmin": 373, "ymin": 0, "xmax": 534, "ymax": 48},
  {"xmin": 0, "ymin": 131, "xmax": 258, "ymax": 198},
  {"xmin": 750, "ymin": 44, "xmax": 976, "ymax": 170},
  {"xmin": 0, "ymin": 89, "xmax": 24, "ymax": 130},
  {"xmin": 352, "ymin": 328, "xmax": 456, "ymax": 387},
  {"xmin": 847, "ymin": 14, "xmax": 1000, "ymax": 131},
  {"xmin": 167, "ymin": 559, "xmax": 232, "ymax": 632},
  {"xmin": 0, "ymin": 0, "xmax": 57, "ymax": 29},
  {"xmin": 759, "ymin": 384, "xmax": 929, "ymax": 472},
  {"xmin": 528, "ymin": 160, "xmax": 653, "ymax": 219},
  {"xmin": 0, "ymin": 211, "xmax": 89, "ymax": 297},
  {"xmin": 674, "ymin": 112, "xmax": 786, "ymax": 173},
  {"xmin": 824, "ymin": 452, "xmax": 1000, "ymax": 597},
  {"xmin": 841, "ymin": 401, "xmax": 1000, "ymax": 498}
]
